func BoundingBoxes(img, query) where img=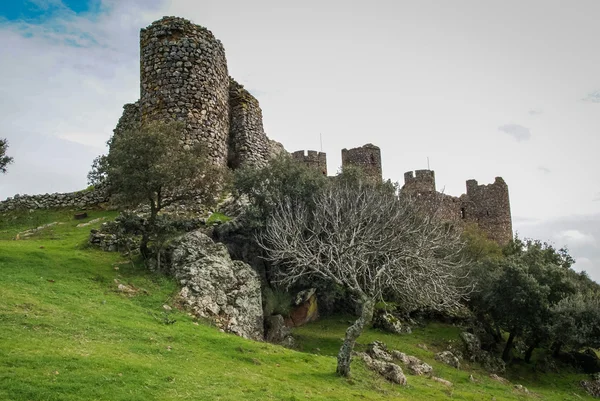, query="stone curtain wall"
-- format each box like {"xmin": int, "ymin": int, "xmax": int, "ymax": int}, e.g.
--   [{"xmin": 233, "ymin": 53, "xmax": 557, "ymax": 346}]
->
[
  {"xmin": 400, "ymin": 170, "xmax": 513, "ymax": 245},
  {"xmin": 0, "ymin": 186, "xmax": 109, "ymax": 212},
  {"xmin": 291, "ymin": 150, "xmax": 327, "ymax": 175},
  {"xmin": 341, "ymin": 144, "xmax": 382, "ymax": 181},
  {"xmin": 140, "ymin": 17, "xmax": 230, "ymax": 166},
  {"xmin": 227, "ymin": 78, "xmax": 271, "ymax": 169}
]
